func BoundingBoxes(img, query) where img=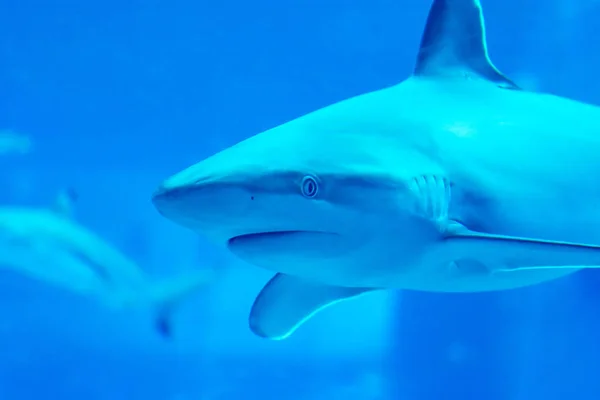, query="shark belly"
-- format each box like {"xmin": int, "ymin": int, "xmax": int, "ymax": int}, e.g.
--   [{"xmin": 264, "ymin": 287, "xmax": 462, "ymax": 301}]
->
[
  {"xmin": 371, "ymin": 200, "xmax": 595, "ymax": 293},
  {"xmin": 382, "ymin": 255, "xmax": 581, "ymax": 293}
]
